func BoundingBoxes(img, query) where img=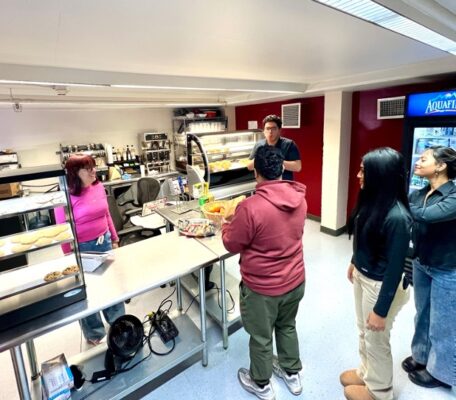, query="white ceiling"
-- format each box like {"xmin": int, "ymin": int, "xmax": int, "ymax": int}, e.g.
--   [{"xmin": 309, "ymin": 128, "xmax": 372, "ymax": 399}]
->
[{"xmin": 0, "ymin": 0, "xmax": 455, "ymax": 108}]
